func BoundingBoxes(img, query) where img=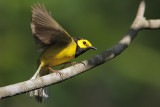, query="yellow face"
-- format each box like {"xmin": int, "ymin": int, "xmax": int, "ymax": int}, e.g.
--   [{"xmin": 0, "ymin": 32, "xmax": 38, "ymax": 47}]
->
[{"xmin": 77, "ymin": 39, "xmax": 96, "ymax": 49}]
